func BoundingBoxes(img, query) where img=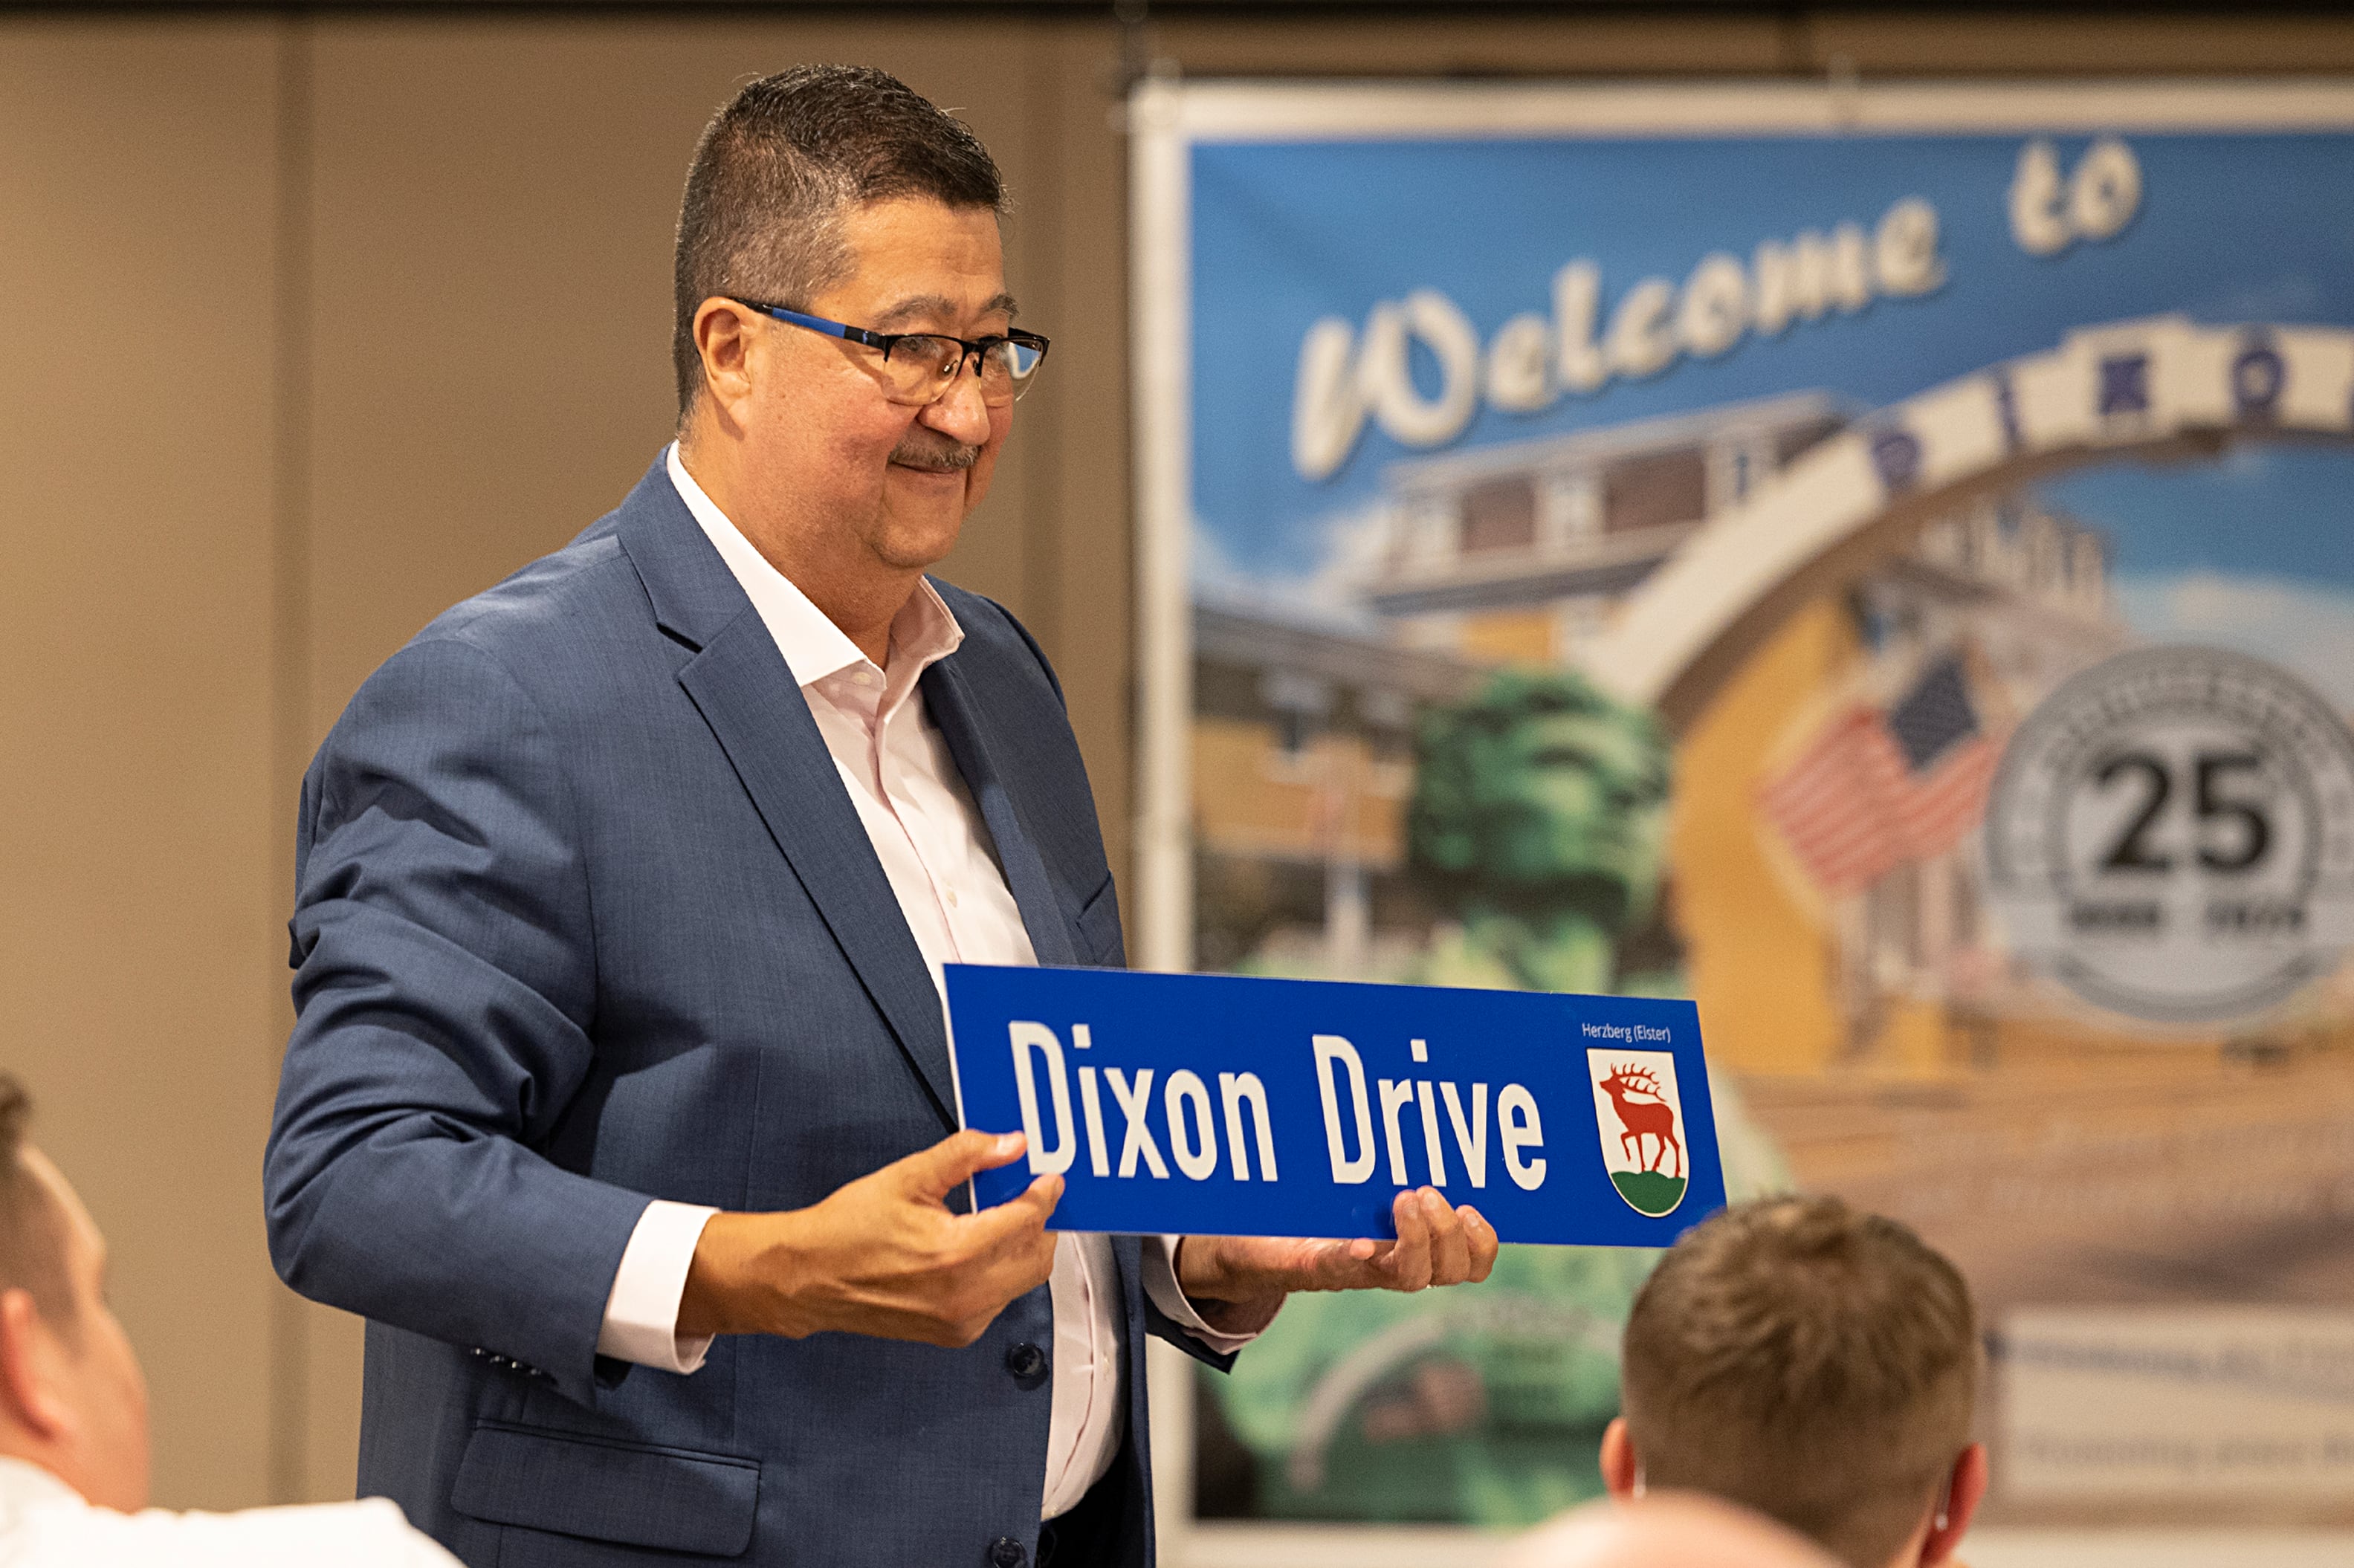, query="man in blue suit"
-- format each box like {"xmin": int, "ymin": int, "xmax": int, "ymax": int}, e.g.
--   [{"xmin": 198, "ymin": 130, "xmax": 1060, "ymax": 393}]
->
[{"xmin": 265, "ymin": 65, "xmax": 1495, "ymax": 1568}]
